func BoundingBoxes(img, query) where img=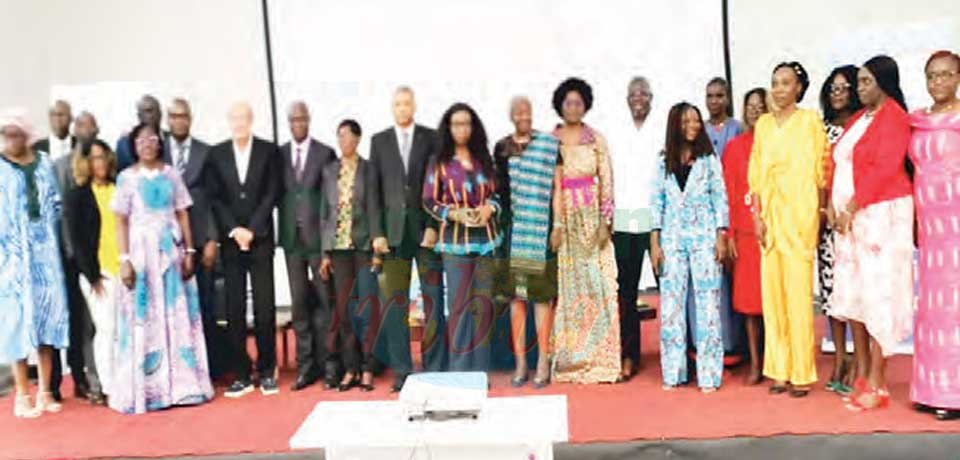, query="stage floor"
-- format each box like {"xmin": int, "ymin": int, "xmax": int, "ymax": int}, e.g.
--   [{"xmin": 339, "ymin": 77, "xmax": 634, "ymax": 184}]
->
[{"xmin": 3, "ymin": 301, "xmax": 959, "ymax": 459}]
